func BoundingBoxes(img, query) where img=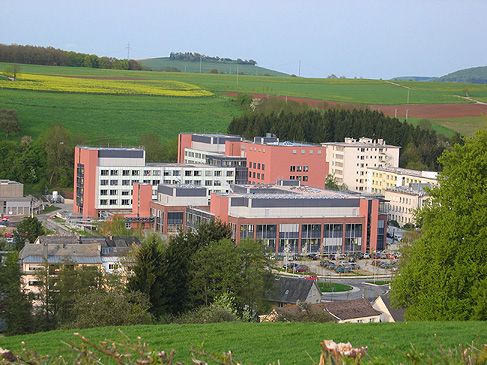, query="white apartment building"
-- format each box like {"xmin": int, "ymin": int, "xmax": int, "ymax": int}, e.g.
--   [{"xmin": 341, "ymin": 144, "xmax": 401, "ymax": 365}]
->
[
  {"xmin": 322, "ymin": 138, "xmax": 400, "ymax": 192},
  {"xmin": 385, "ymin": 183, "xmax": 432, "ymax": 226},
  {"xmin": 367, "ymin": 166, "xmax": 437, "ymax": 195},
  {"xmin": 74, "ymin": 146, "xmax": 236, "ymax": 218}
]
